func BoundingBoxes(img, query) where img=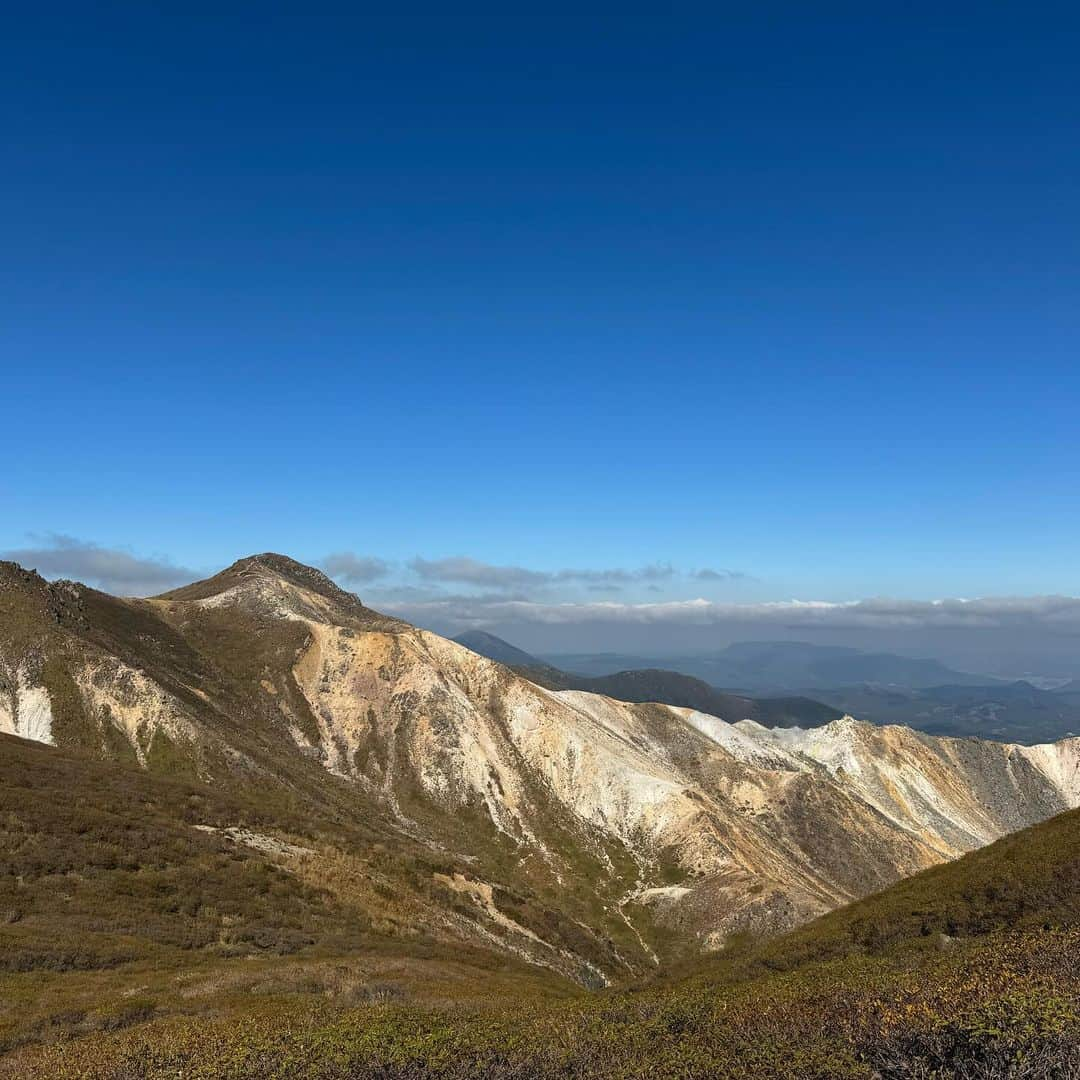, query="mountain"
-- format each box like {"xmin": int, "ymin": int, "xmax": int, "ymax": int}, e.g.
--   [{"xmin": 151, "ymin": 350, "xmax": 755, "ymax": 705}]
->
[
  {"xmin": 452, "ymin": 629, "xmax": 544, "ymax": 668},
  {"xmin": 453, "ymin": 631, "xmax": 842, "ymax": 728},
  {"xmin": 544, "ymin": 640, "xmax": 1080, "ymax": 742},
  {"xmin": 547, "ymin": 640, "xmax": 1000, "ymax": 692},
  {"xmin": 814, "ymin": 678, "xmax": 1080, "ymax": 744},
  {"xmin": 6, "ymin": 554, "xmax": 1080, "ymax": 1073},
  {"xmin": 3, "ymin": 552, "xmax": 1079, "ymax": 960}
]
